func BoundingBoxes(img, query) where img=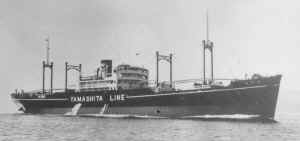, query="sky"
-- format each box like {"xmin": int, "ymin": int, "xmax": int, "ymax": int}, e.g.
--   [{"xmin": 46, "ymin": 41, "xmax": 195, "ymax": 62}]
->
[{"xmin": 0, "ymin": 0, "xmax": 299, "ymax": 113}]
